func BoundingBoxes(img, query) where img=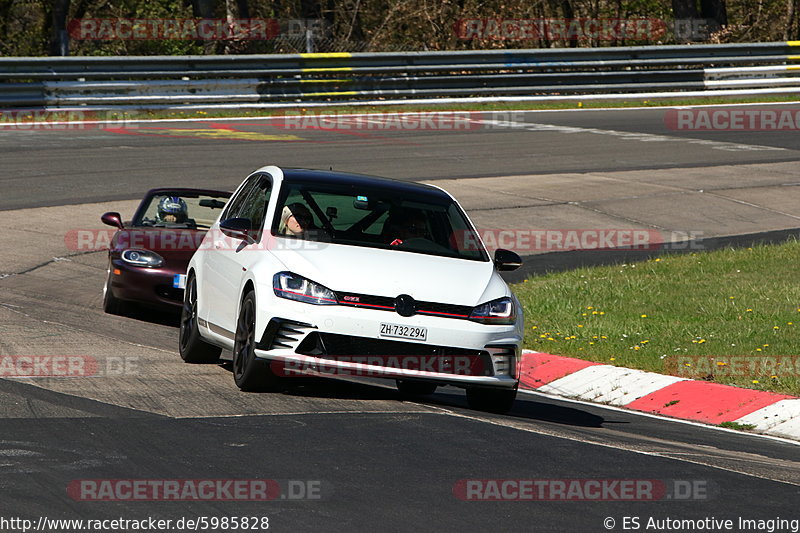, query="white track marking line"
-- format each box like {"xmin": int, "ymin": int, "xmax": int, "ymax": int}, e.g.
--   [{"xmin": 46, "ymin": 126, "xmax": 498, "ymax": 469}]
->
[
  {"xmin": 477, "ymin": 117, "xmax": 786, "ymax": 152},
  {"xmin": 519, "ymin": 388, "xmax": 800, "ymax": 447}
]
